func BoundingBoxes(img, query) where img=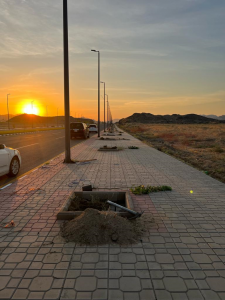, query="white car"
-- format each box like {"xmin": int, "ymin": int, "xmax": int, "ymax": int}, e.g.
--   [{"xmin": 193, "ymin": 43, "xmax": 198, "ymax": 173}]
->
[
  {"xmin": 0, "ymin": 144, "xmax": 21, "ymax": 177},
  {"xmin": 88, "ymin": 124, "xmax": 98, "ymax": 133}
]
